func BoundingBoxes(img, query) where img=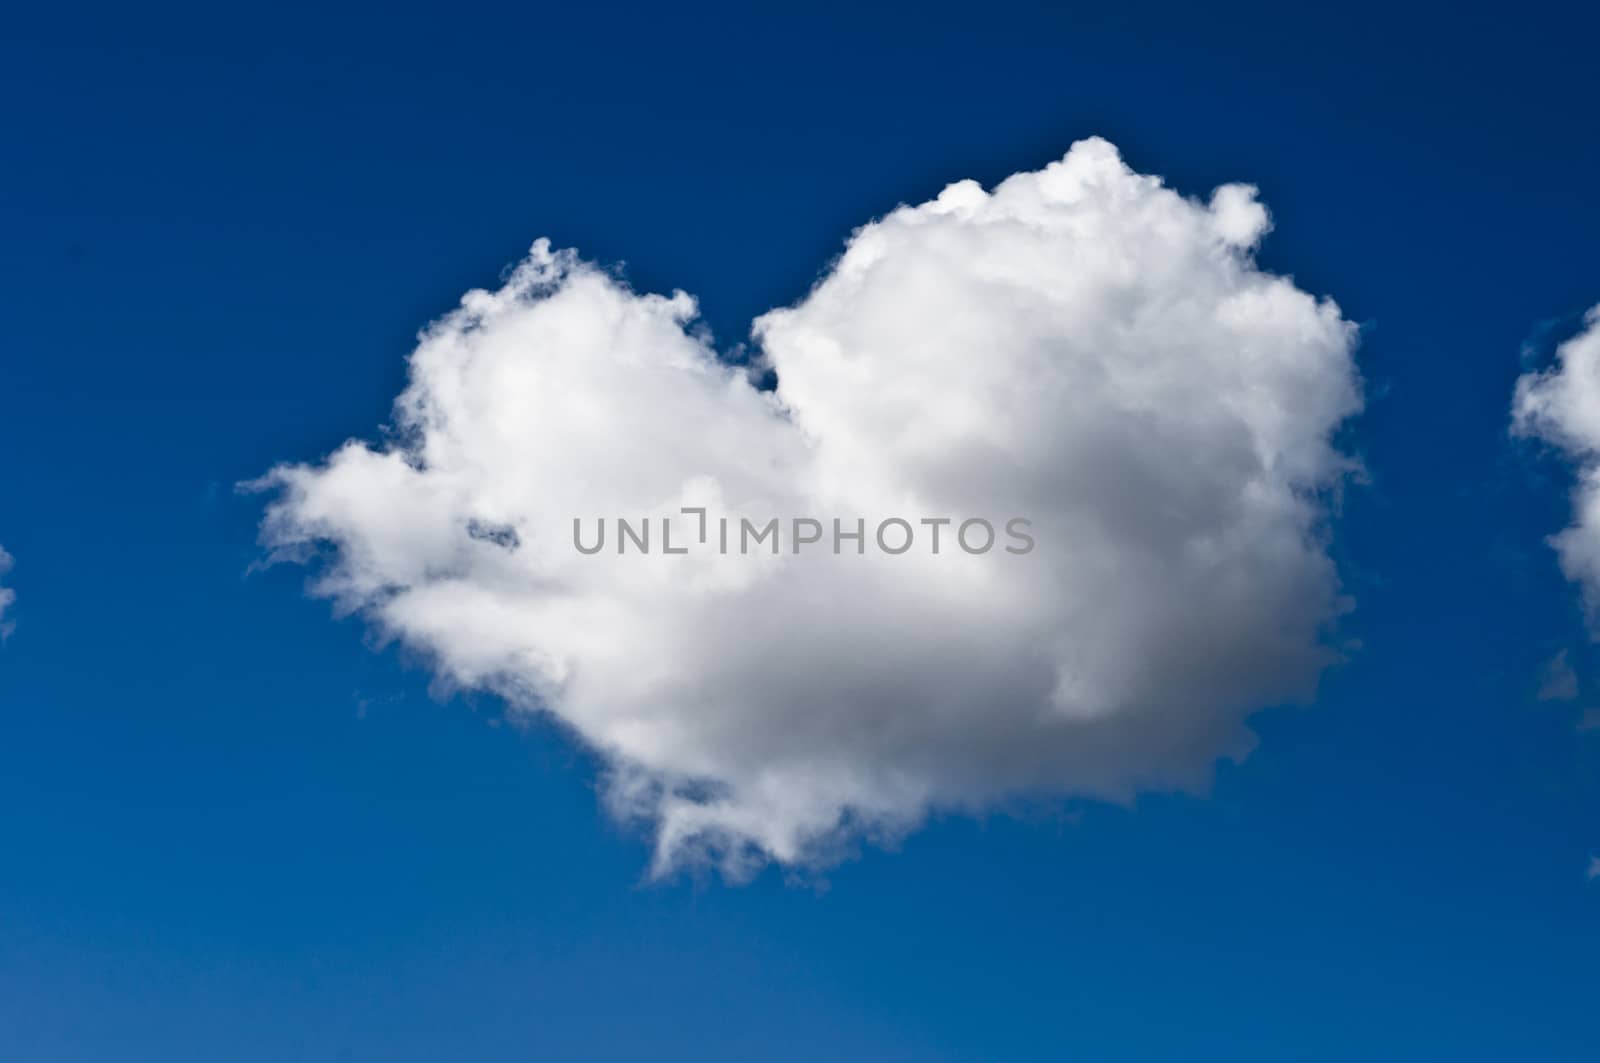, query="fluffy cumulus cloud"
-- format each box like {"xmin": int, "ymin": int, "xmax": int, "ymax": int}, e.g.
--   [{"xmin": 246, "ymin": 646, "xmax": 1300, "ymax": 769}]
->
[
  {"xmin": 1515, "ymin": 307, "xmax": 1600, "ymax": 619},
  {"xmin": 257, "ymin": 138, "xmax": 1362, "ymax": 876},
  {"xmin": 0, "ymin": 546, "xmax": 15, "ymax": 641}
]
